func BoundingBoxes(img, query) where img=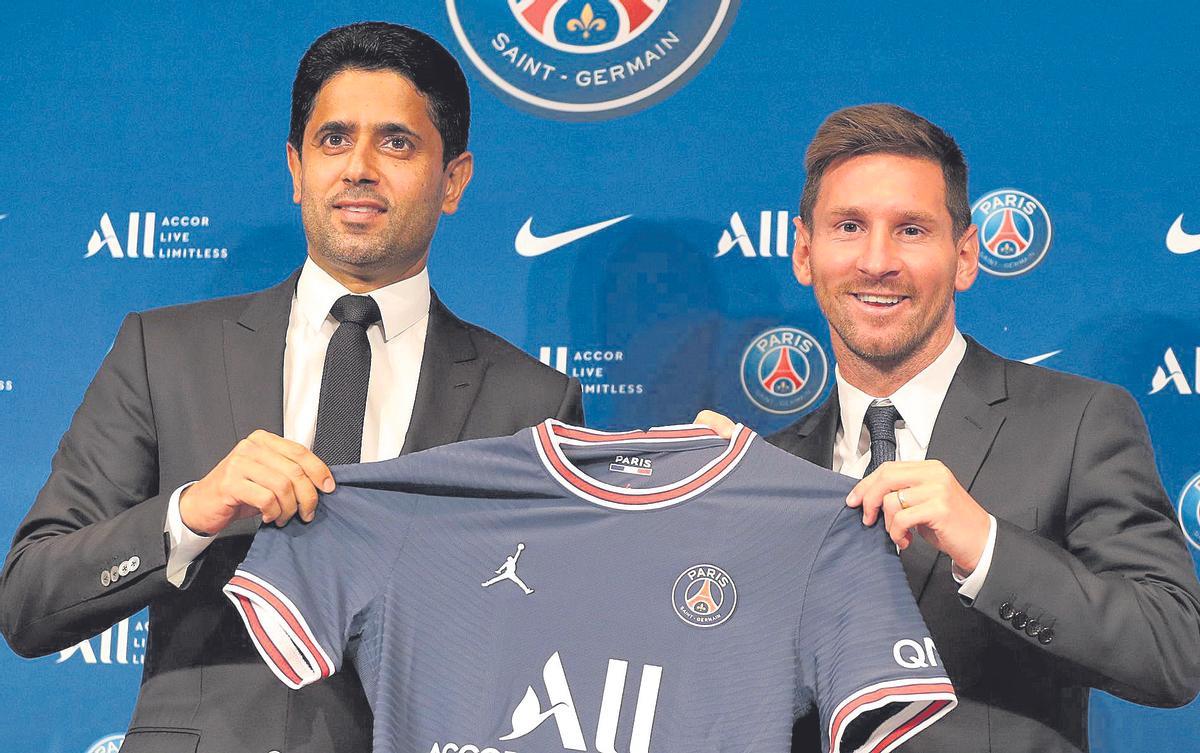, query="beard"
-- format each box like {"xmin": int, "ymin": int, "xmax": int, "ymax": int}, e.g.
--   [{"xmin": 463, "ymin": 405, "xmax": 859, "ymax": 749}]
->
[
  {"xmin": 301, "ymin": 188, "xmax": 438, "ymax": 273},
  {"xmin": 818, "ymin": 279, "xmax": 955, "ymax": 370}
]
